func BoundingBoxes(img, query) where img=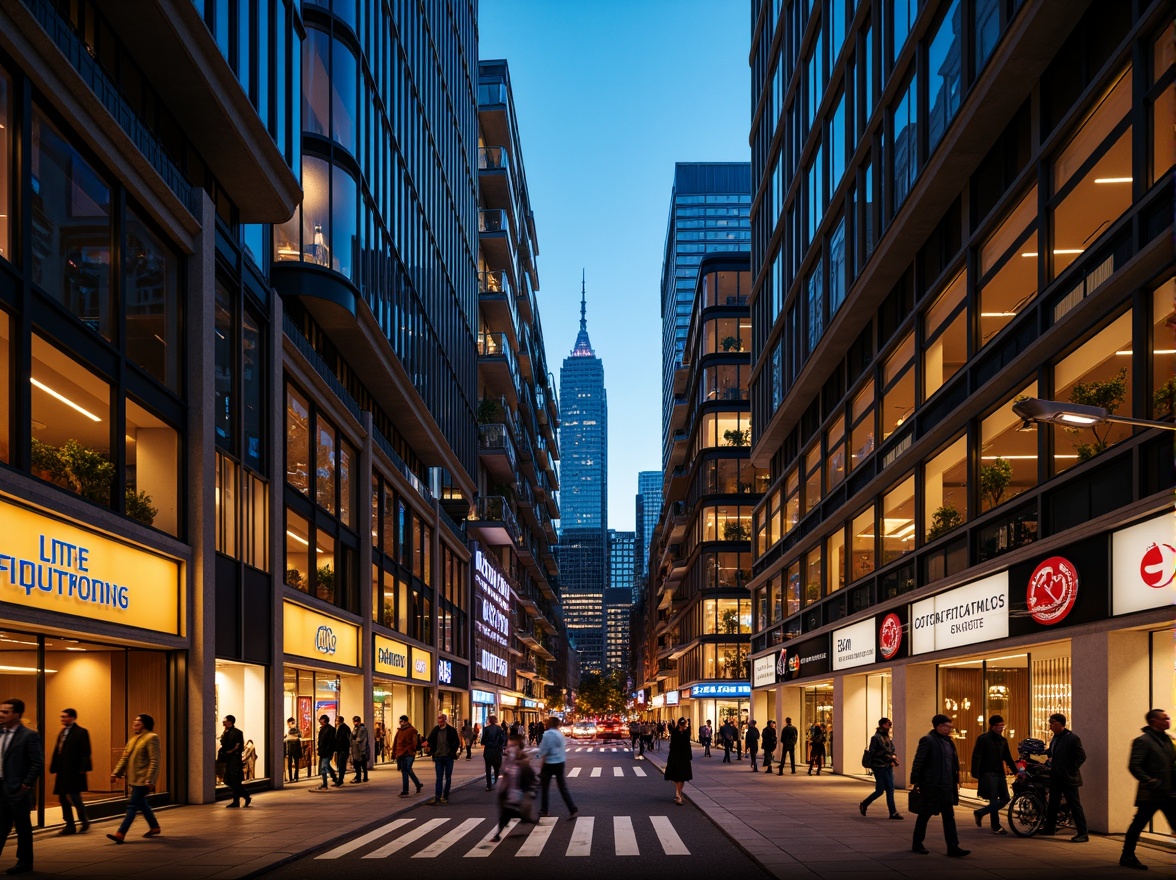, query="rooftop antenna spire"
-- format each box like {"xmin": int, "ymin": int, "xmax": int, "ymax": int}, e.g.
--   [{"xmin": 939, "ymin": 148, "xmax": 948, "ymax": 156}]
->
[{"xmin": 580, "ymin": 269, "xmax": 587, "ymax": 332}]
